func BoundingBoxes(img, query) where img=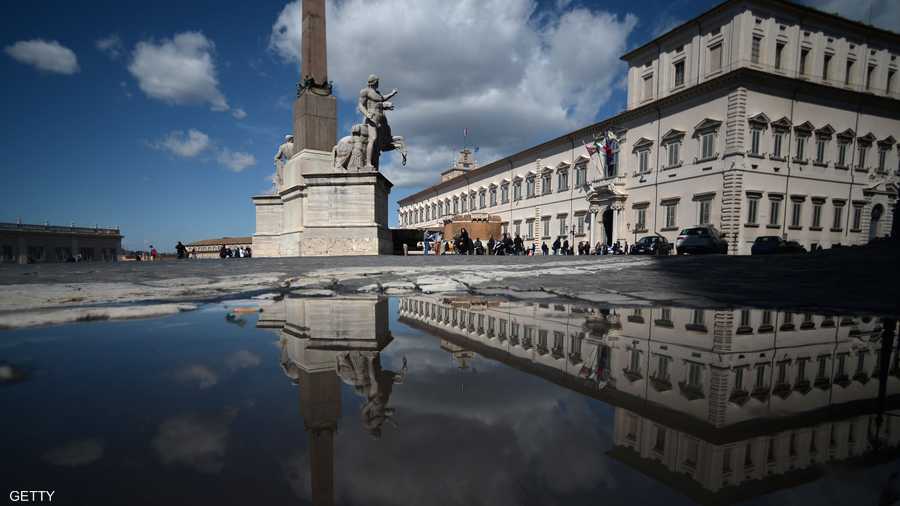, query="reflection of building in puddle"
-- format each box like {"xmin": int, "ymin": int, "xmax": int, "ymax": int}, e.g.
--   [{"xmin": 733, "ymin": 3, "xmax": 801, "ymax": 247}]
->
[
  {"xmin": 399, "ymin": 295, "xmax": 899, "ymax": 504},
  {"xmin": 259, "ymin": 296, "xmax": 404, "ymax": 506}
]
